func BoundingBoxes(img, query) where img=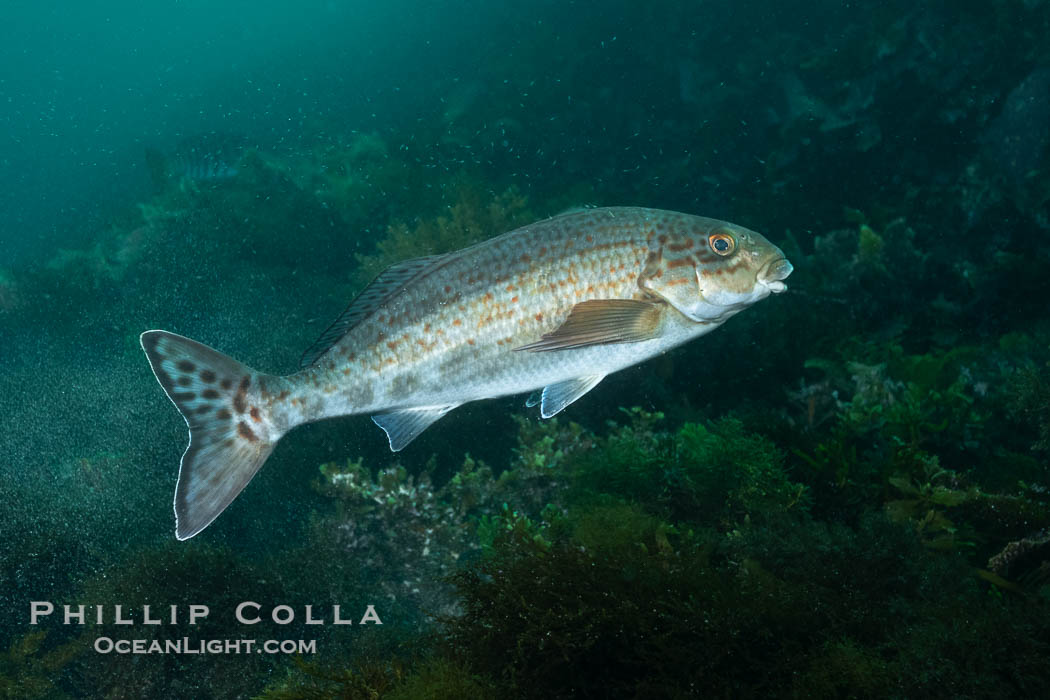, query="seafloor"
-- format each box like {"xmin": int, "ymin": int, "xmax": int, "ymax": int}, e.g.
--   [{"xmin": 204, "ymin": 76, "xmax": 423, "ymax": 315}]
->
[{"xmin": 2, "ymin": 2, "xmax": 1050, "ymax": 698}]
